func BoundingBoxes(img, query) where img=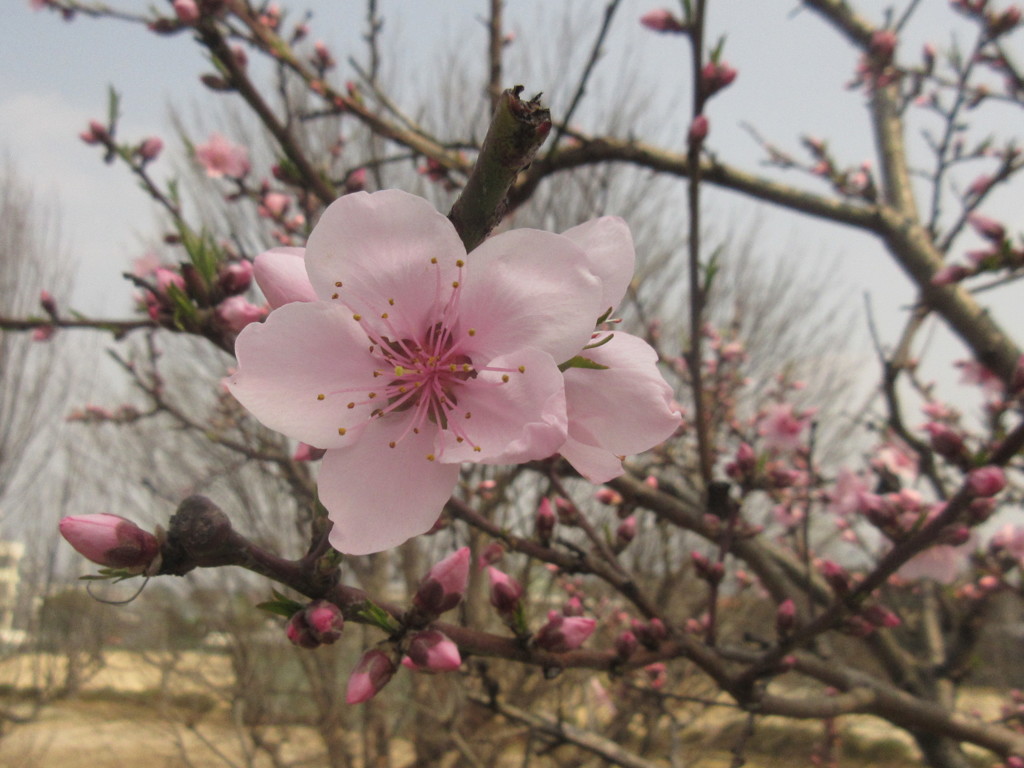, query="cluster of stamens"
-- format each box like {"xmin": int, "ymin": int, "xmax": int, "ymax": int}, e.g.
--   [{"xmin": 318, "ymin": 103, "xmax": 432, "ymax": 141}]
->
[{"xmin": 314, "ymin": 257, "xmax": 525, "ymax": 461}]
